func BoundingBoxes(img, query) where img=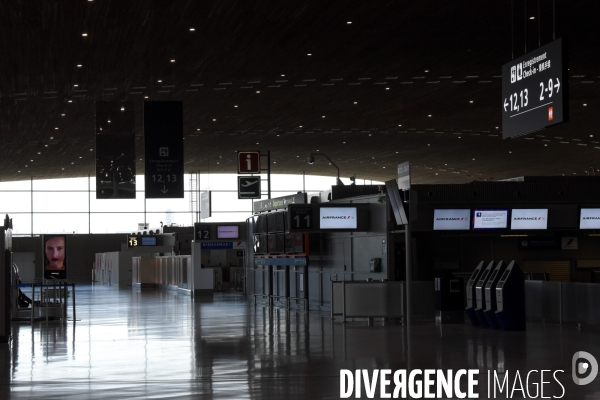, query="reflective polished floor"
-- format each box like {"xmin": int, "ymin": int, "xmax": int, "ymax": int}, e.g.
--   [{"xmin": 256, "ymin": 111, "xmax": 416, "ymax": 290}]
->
[{"xmin": 1, "ymin": 285, "xmax": 599, "ymax": 399}]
